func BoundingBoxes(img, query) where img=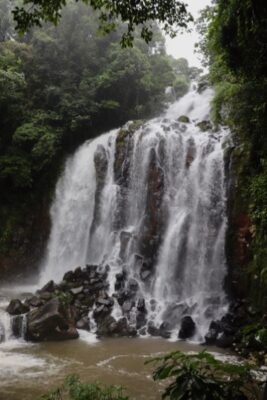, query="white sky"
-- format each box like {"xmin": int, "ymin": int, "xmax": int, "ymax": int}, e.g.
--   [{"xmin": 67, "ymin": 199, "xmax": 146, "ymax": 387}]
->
[{"xmin": 165, "ymin": 0, "xmax": 211, "ymax": 68}]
